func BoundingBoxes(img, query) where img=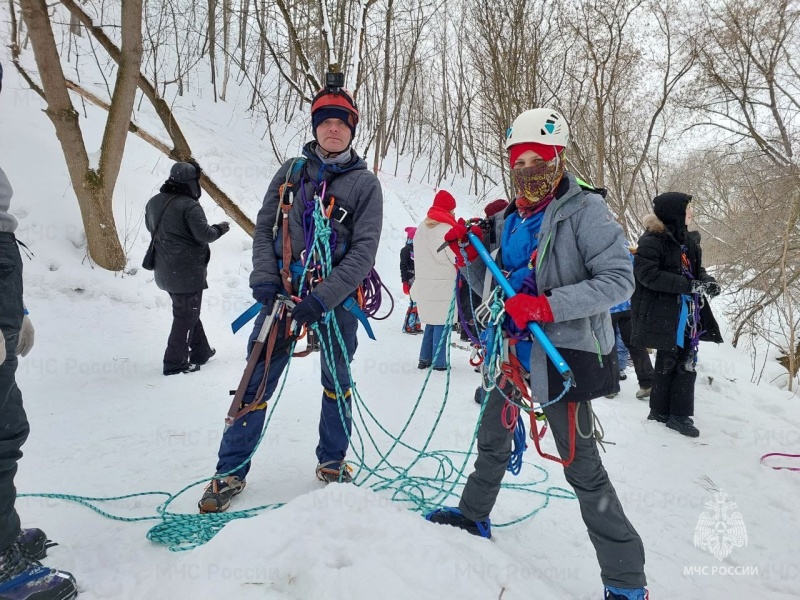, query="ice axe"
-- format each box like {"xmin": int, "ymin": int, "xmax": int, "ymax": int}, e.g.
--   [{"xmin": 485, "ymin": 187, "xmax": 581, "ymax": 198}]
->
[
  {"xmin": 223, "ymin": 295, "xmax": 295, "ymax": 431},
  {"xmin": 443, "ymin": 231, "xmax": 575, "ymax": 388}
]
